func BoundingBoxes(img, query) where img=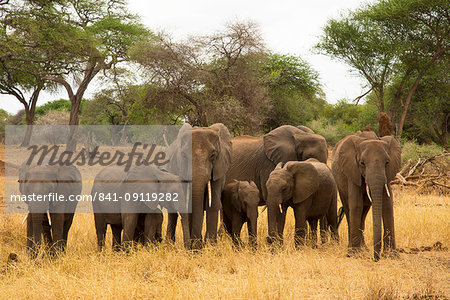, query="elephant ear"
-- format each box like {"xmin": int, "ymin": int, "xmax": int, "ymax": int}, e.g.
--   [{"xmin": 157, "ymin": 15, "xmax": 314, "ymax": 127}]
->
[
  {"xmin": 285, "ymin": 161, "xmax": 319, "ymax": 203},
  {"xmin": 210, "ymin": 123, "xmax": 232, "ymax": 181},
  {"xmin": 263, "ymin": 125, "xmax": 298, "ymax": 164},
  {"xmin": 168, "ymin": 123, "xmax": 192, "ymax": 169},
  {"xmin": 381, "ymin": 136, "xmax": 401, "ymax": 182},
  {"xmin": 230, "ymin": 181, "xmax": 242, "ymax": 213},
  {"xmin": 336, "ymin": 135, "xmax": 363, "ymax": 187},
  {"xmin": 296, "ymin": 125, "xmax": 314, "ymax": 134}
]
